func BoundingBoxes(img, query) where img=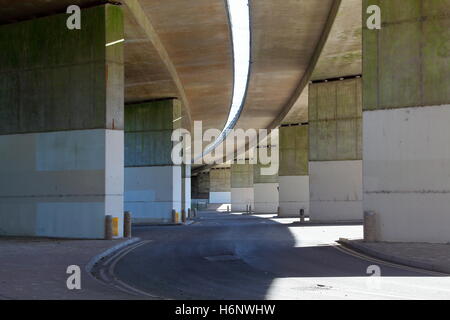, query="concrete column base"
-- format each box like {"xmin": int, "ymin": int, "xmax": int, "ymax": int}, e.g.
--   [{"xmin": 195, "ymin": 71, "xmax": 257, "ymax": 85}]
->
[
  {"xmin": 364, "ymin": 105, "xmax": 450, "ymax": 243},
  {"xmin": 309, "ymin": 160, "xmax": 362, "ymax": 222},
  {"xmin": 0, "ymin": 129, "xmax": 124, "ymax": 239},
  {"xmin": 254, "ymin": 183, "xmax": 279, "ymax": 213},
  {"xmin": 209, "ymin": 192, "xmax": 231, "ymax": 204},
  {"xmin": 279, "ymin": 176, "xmax": 309, "ymax": 217},
  {"xmin": 231, "ymin": 187, "xmax": 254, "ymax": 212},
  {"xmin": 125, "ymin": 166, "xmax": 182, "ymax": 224}
]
